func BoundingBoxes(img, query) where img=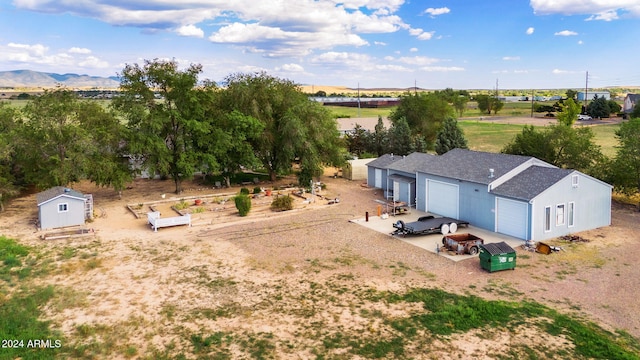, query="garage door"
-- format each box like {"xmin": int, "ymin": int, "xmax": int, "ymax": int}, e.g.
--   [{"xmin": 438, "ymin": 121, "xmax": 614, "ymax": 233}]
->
[
  {"xmin": 427, "ymin": 180, "xmax": 459, "ymax": 219},
  {"xmin": 496, "ymin": 198, "xmax": 528, "ymax": 239}
]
